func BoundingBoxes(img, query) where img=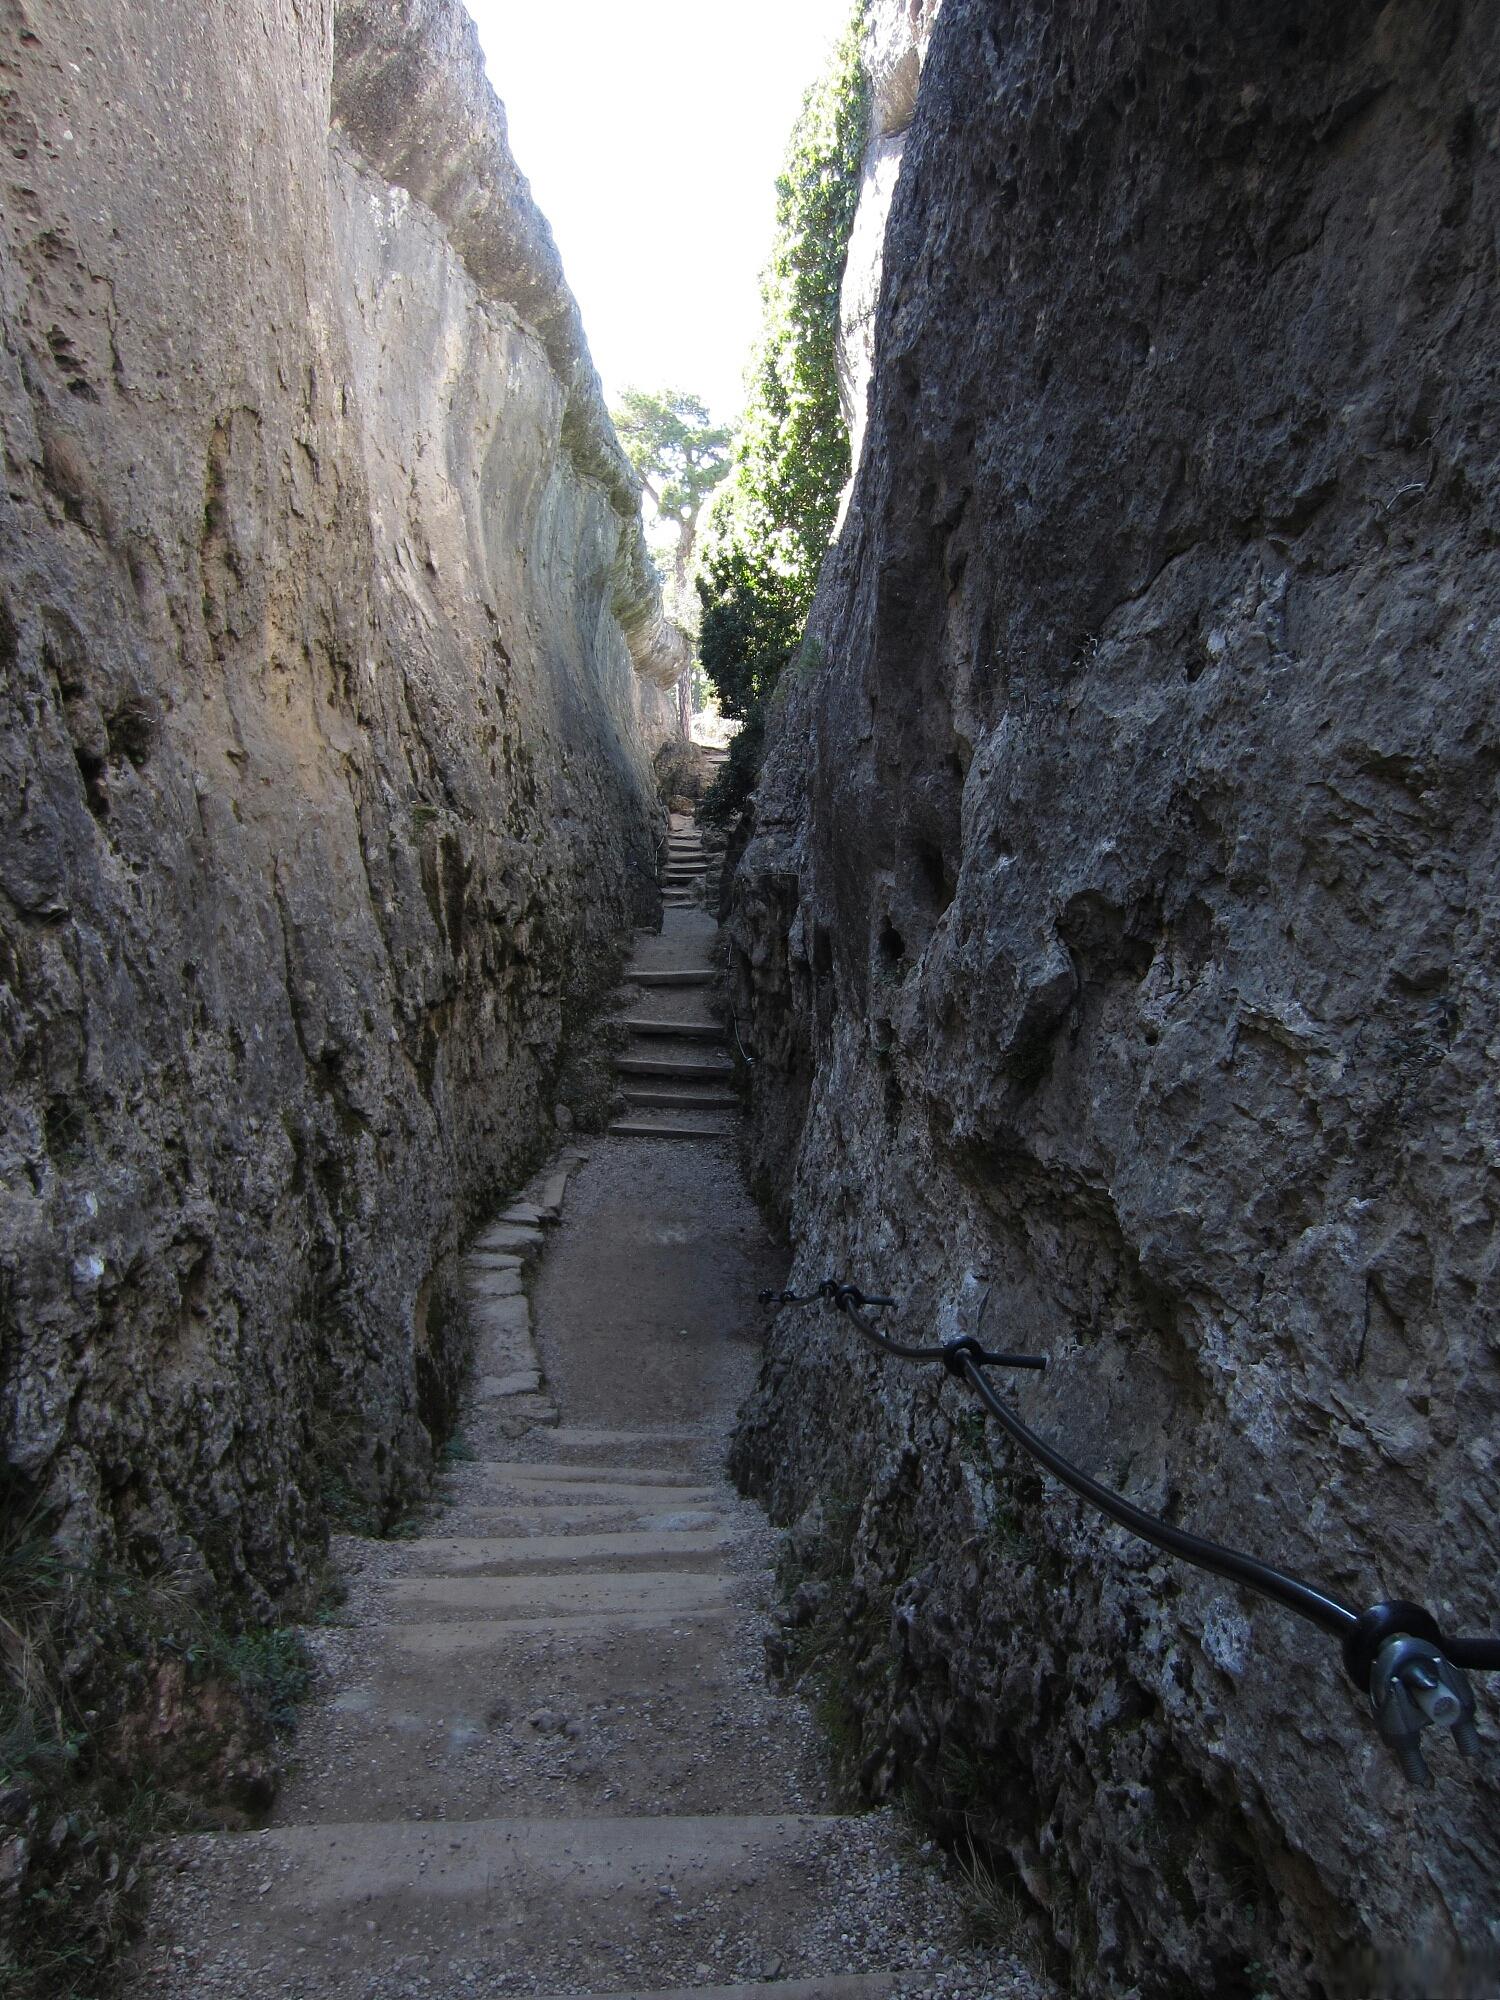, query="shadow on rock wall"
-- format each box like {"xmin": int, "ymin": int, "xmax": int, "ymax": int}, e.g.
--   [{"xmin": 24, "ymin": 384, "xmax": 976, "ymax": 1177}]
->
[{"xmin": 730, "ymin": 1, "xmax": 1500, "ymax": 1993}]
